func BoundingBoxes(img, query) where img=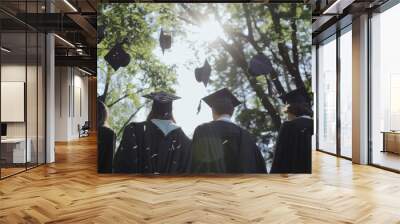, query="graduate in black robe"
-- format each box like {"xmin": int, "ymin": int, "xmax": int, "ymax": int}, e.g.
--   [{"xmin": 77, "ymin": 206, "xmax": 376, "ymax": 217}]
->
[
  {"xmin": 270, "ymin": 89, "xmax": 314, "ymax": 173},
  {"xmin": 191, "ymin": 88, "xmax": 266, "ymax": 173},
  {"xmin": 113, "ymin": 91, "xmax": 192, "ymax": 174},
  {"xmin": 97, "ymin": 100, "xmax": 116, "ymax": 173}
]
